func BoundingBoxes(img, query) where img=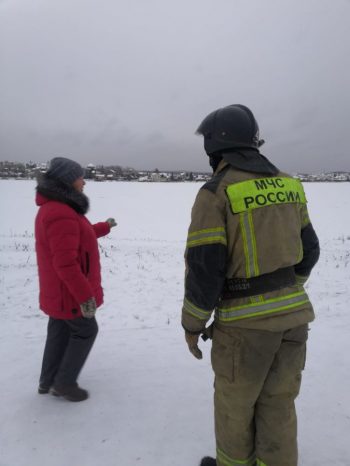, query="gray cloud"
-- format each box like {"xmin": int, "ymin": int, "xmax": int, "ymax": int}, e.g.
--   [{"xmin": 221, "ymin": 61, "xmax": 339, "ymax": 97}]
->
[{"xmin": 1, "ymin": 0, "xmax": 349, "ymax": 172}]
